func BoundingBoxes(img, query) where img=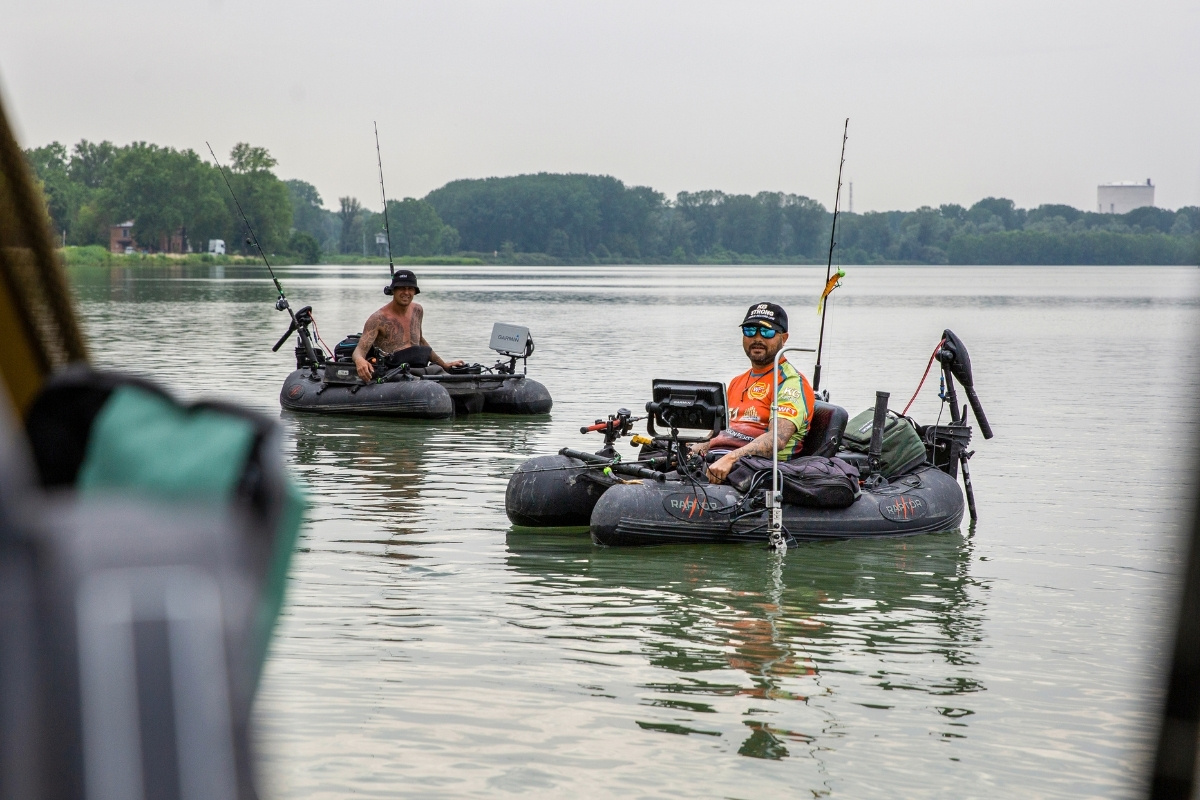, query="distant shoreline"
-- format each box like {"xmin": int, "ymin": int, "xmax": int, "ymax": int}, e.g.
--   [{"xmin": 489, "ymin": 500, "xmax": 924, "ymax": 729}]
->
[
  {"xmin": 60, "ymin": 246, "xmax": 484, "ymax": 268},
  {"xmin": 59, "ymin": 247, "xmax": 1196, "ymax": 270},
  {"xmin": 26, "ymin": 140, "xmax": 1198, "ymax": 270}
]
